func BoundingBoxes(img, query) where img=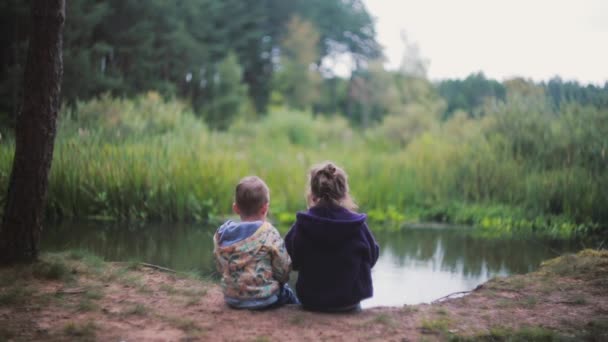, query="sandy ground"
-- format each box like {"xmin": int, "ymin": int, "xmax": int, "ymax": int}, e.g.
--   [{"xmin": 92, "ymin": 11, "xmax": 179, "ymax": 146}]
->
[{"xmin": 0, "ymin": 250, "xmax": 607, "ymax": 341}]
